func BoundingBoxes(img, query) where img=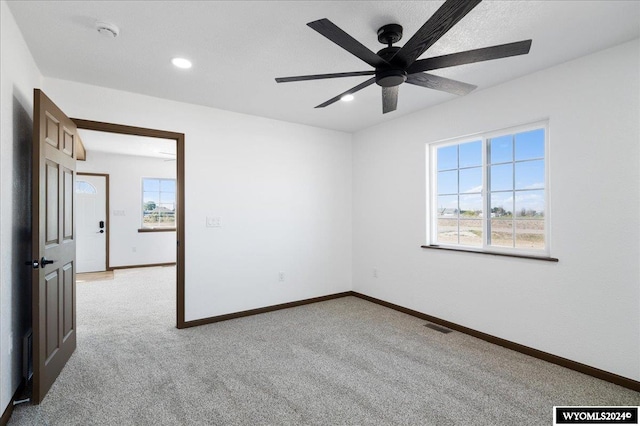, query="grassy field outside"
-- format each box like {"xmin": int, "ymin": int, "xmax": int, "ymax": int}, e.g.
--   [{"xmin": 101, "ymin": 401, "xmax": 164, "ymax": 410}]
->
[{"xmin": 437, "ymin": 218, "xmax": 544, "ymax": 249}]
